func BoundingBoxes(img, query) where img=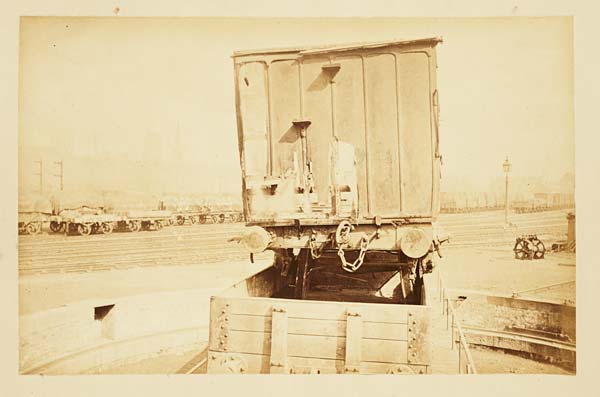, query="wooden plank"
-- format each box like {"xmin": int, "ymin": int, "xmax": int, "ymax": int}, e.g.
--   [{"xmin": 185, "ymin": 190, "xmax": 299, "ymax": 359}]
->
[
  {"xmin": 214, "ymin": 296, "xmax": 414, "ymax": 323},
  {"xmin": 301, "ymin": 57, "xmax": 333, "ymax": 206},
  {"xmin": 333, "ymin": 55, "xmax": 369, "ymax": 216},
  {"xmin": 207, "ymin": 351, "xmax": 427, "ymax": 374},
  {"xmin": 227, "ymin": 314, "xmax": 408, "ymax": 340},
  {"xmin": 344, "ymin": 312, "xmax": 363, "ymax": 373},
  {"xmin": 269, "ymin": 307, "xmax": 288, "ymax": 373},
  {"xmin": 217, "ymin": 330, "xmax": 407, "ymax": 363},
  {"xmin": 237, "ymin": 61, "xmax": 269, "ymax": 178},
  {"xmin": 269, "ymin": 60, "xmax": 302, "ymax": 177},
  {"xmin": 397, "ymin": 52, "xmax": 433, "ymax": 216},
  {"xmin": 364, "ymin": 53, "xmax": 401, "ymax": 216}
]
